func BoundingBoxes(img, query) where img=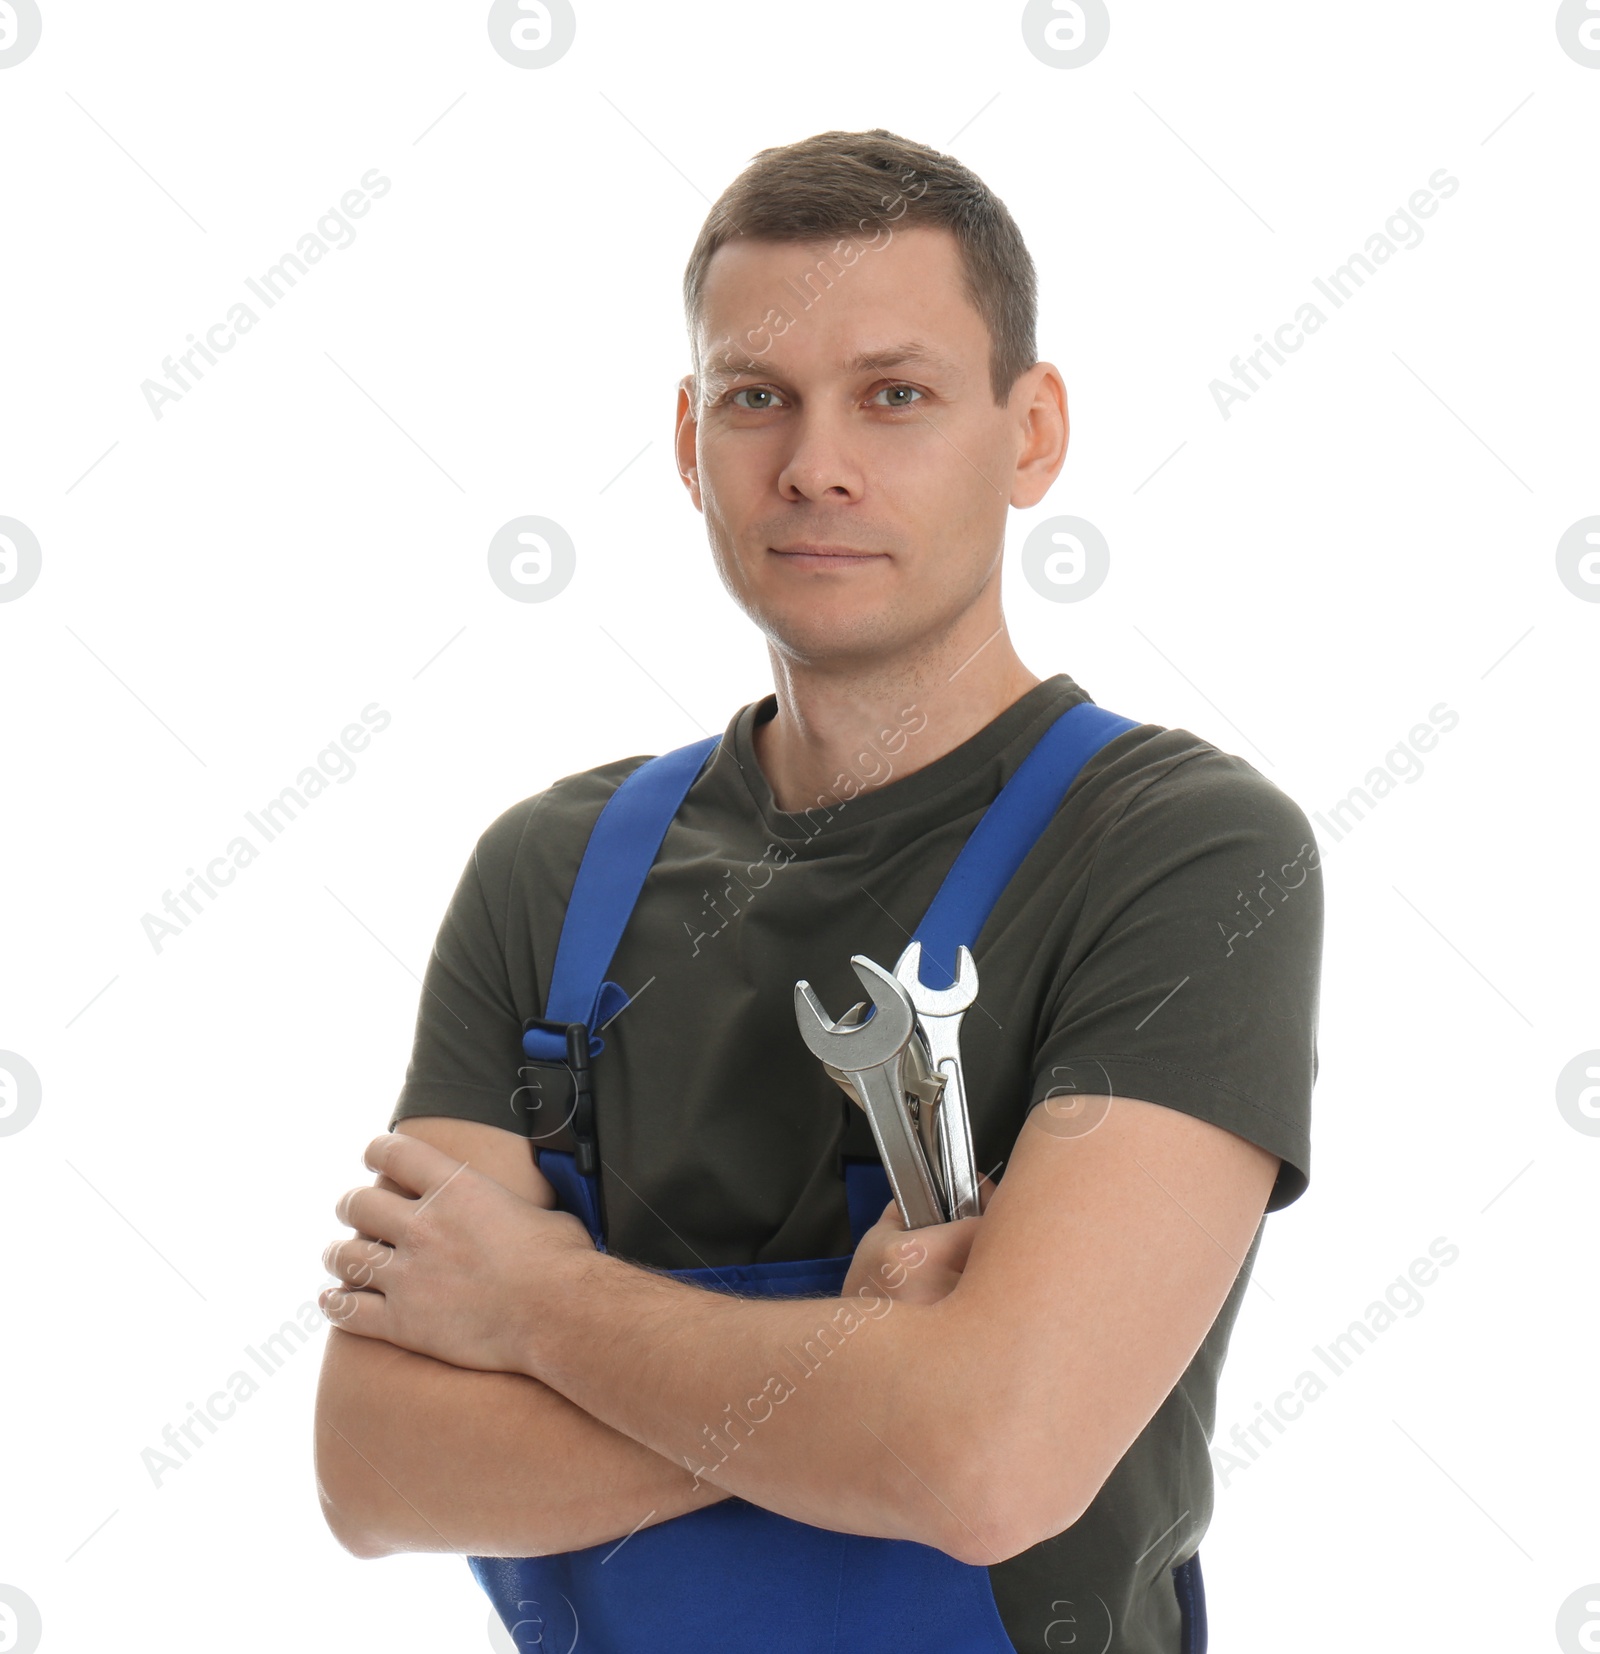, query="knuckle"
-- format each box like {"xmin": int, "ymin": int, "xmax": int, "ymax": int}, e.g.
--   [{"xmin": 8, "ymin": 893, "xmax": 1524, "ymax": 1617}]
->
[{"xmin": 323, "ymin": 1287, "xmax": 358, "ymax": 1324}]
